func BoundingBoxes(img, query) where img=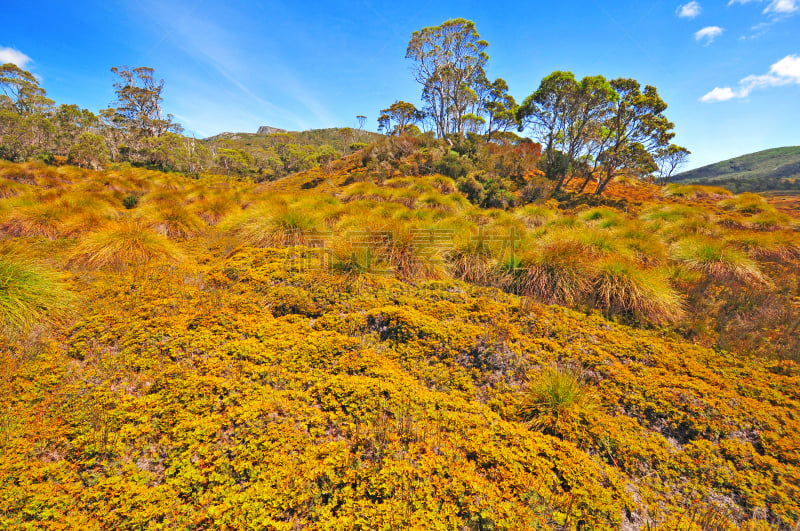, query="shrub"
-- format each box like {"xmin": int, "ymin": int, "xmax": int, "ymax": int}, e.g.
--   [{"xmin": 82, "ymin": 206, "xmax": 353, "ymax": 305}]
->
[{"xmin": 122, "ymin": 194, "xmax": 139, "ymax": 209}]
